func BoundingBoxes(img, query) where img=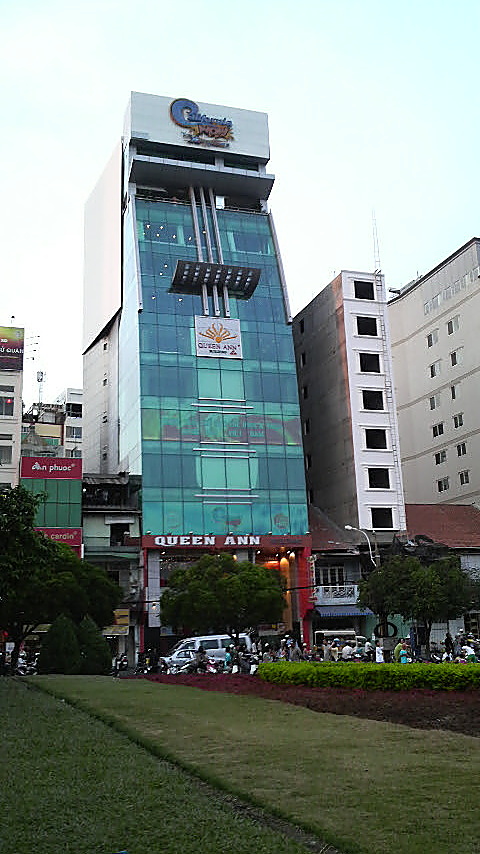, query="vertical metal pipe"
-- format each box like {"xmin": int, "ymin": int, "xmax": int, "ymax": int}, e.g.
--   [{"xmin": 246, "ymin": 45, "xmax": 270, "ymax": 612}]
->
[
  {"xmin": 208, "ymin": 188, "xmax": 230, "ymax": 316},
  {"xmin": 189, "ymin": 186, "xmax": 208, "ymax": 314}
]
